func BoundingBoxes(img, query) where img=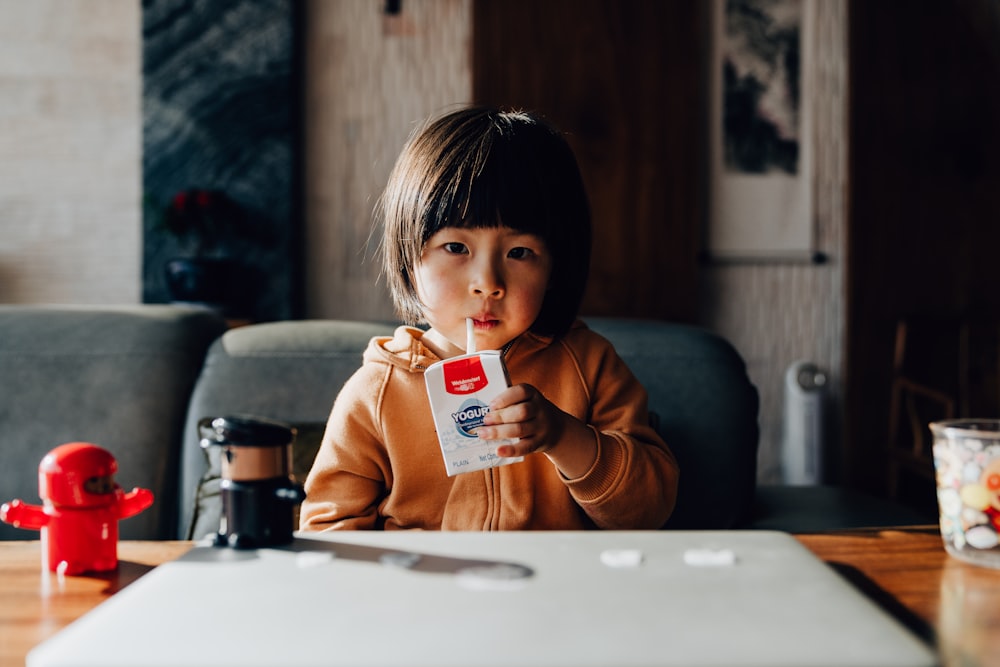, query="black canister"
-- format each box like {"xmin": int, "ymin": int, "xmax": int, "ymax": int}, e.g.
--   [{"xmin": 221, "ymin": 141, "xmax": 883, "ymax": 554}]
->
[{"xmin": 199, "ymin": 415, "xmax": 306, "ymax": 549}]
